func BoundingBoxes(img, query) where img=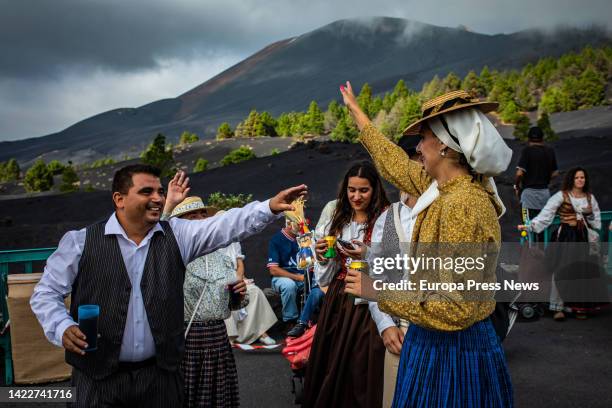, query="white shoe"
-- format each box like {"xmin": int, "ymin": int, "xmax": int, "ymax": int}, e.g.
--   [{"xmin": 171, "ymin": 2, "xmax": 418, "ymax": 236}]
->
[{"xmin": 259, "ymin": 335, "xmax": 276, "ymax": 345}]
